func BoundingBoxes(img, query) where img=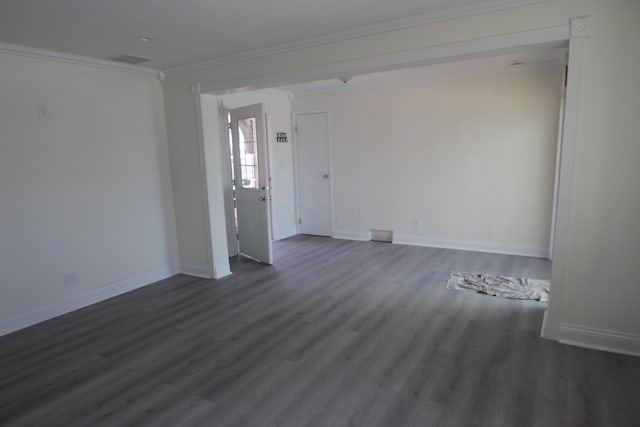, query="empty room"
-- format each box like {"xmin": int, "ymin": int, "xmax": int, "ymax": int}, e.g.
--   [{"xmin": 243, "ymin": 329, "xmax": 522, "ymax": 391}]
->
[{"xmin": 1, "ymin": 1, "xmax": 639, "ymax": 426}]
